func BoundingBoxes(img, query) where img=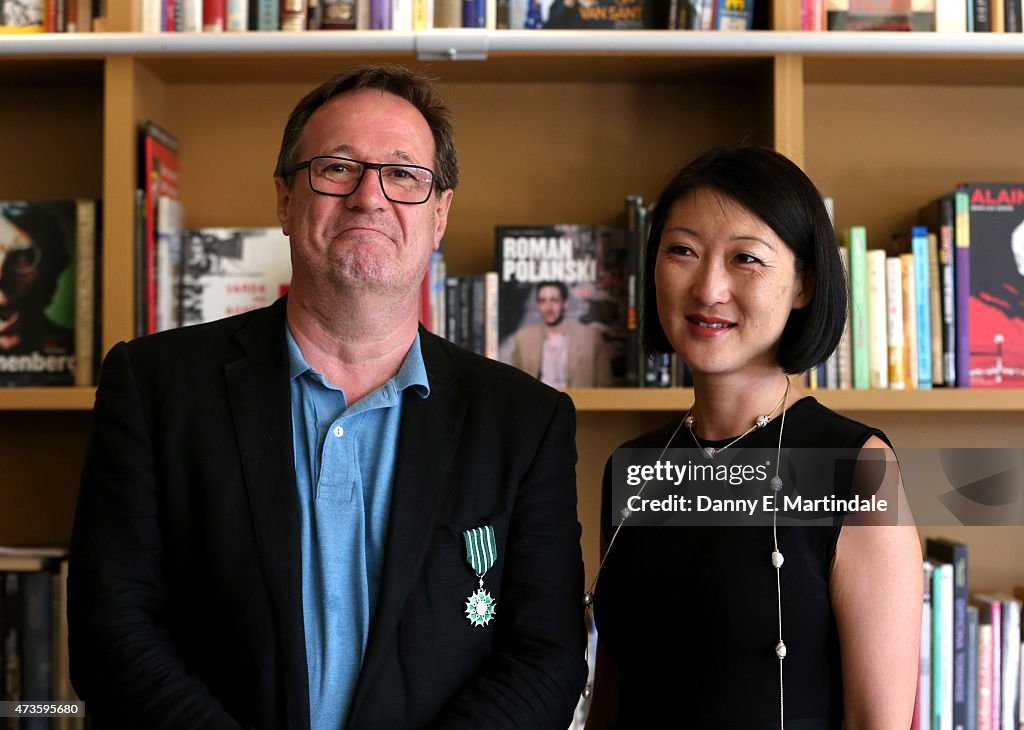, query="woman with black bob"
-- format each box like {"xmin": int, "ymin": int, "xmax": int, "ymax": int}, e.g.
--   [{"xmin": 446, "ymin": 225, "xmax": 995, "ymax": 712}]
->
[{"xmin": 588, "ymin": 146, "xmax": 922, "ymax": 729}]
